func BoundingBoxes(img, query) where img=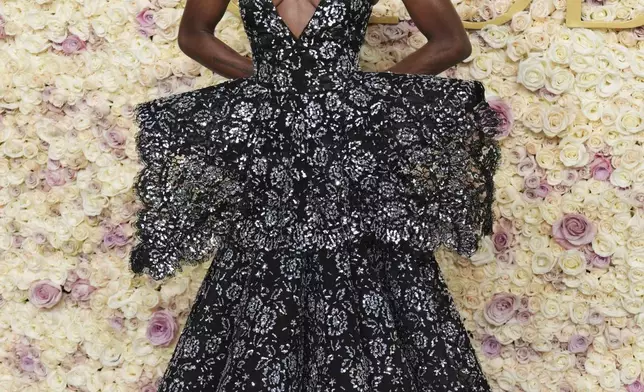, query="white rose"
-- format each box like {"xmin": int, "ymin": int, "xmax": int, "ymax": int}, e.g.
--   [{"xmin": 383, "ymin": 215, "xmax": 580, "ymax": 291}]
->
[
  {"xmin": 517, "ymin": 56, "xmax": 547, "ymax": 91},
  {"xmin": 610, "ymin": 167, "xmax": 632, "ymax": 188},
  {"xmin": 543, "ymin": 105, "xmax": 573, "ymax": 137},
  {"xmin": 596, "ymin": 72, "xmax": 622, "ymax": 98},
  {"xmin": 469, "ymin": 53, "xmax": 493, "ymax": 80},
  {"xmin": 580, "ymin": 99, "xmax": 602, "ymax": 122},
  {"xmin": 570, "ymin": 52, "xmax": 595, "ymax": 73},
  {"xmin": 619, "ymin": 358, "xmax": 642, "ymax": 384},
  {"xmin": 529, "ymin": 0, "xmax": 554, "ymax": 19},
  {"xmin": 599, "ymin": 370, "xmax": 621, "ymax": 390},
  {"xmin": 506, "ymin": 37, "xmax": 530, "ymax": 62},
  {"xmin": 14, "ymin": 34, "xmax": 51, "ymax": 54},
  {"xmin": 547, "ymin": 42, "xmax": 571, "ymax": 65},
  {"xmin": 470, "ymin": 236, "xmax": 495, "ymax": 266},
  {"xmin": 546, "ymin": 67, "xmax": 574, "ymax": 94},
  {"xmin": 510, "ymin": 11, "xmax": 532, "ymax": 32},
  {"xmin": 572, "ymin": 29, "xmax": 603, "ymax": 55},
  {"xmin": 496, "ymin": 370, "xmax": 517, "ymax": 391},
  {"xmin": 480, "ymin": 25, "xmax": 510, "ymax": 49},
  {"xmin": 592, "ymin": 231, "xmax": 618, "ymax": 257},
  {"xmin": 575, "ymin": 70, "xmax": 601, "ymax": 88},
  {"xmin": 531, "ymin": 250, "xmax": 557, "ymax": 274},
  {"xmin": 615, "ymin": 108, "xmax": 644, "ymax": 134},
  {"xmin": 559, "ymin": 143, "xmax": 590, "ymax": 167},
  {"xmin": 66, "ymin": 365, "xmax": 90, "ymax": 387},
  {"xmin": 155, "ymin": 8, "xmax": 182, "ymax": 30},
  {"xmin": 46, "ymin": 368, "xmax": 67, "ymax": 391},
  {"xmin": 558, "ymin": 249, "xmax": 586, "ymax": 275},
  {"xmin": 106, "ymin": 4, "xmax": 129, "ymax": 26},
  {"xmin": 608, "ymin": 44, "xmax": 631, "ymax": 70},
  {"xmin": 569, "ymin": 301, "xmax": 589, "ymax": 323},
  {"xmin": 131, "ymin": 40, "xmax": 161, "ymax": 65},
  {"xmin": 586, "ymin": 6, "xmax": 615, "ymax": 22},
  {"xmin": 525, "ymin": 28, "xmax": 550, "ymax": 51}
]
